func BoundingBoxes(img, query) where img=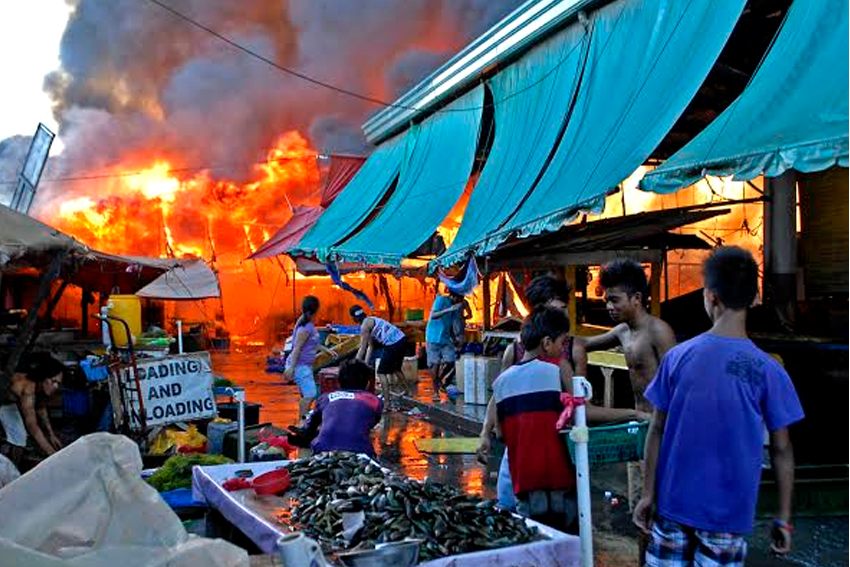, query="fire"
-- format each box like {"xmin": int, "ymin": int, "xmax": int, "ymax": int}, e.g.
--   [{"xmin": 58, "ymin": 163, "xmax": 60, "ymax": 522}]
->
[{"xmin": 44, "ymin": 130, "xmax": 322, "ymax": 336}]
